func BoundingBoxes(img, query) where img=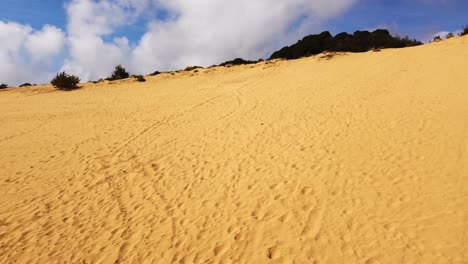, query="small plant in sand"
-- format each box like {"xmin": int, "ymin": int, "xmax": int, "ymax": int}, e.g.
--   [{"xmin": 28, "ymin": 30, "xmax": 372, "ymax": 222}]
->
[
  {"xmin": 133, "ymin": 75, "xmax": 146, "ymax": 82},
  {"xmin": 0, "ymin": 83, "xmax": 8, "ymax": 89},
  {"xmin": 433, "ymin": 35, "xmax": 442, "ymax": 42},
  {"xmin": 108, "ymin": 64, "xmax": 130, "ymax": 80},
  {"xmin": 19, "ymin": 83, "xmax": 32, "ymax": 87},
  {"xmin": 446, "ymin": 32, "xmax": 454, "ymax": 39},
  {"xmin": 461, "ymin": 26, "xmax": 468, "ymax": 36},
  {"xmin": 184, "ymin": 66, "xmax": 202, "ymax": 71},
  {"xmin": 51, "ymin": 71, "xmax": 80, "ymax": 90}
]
